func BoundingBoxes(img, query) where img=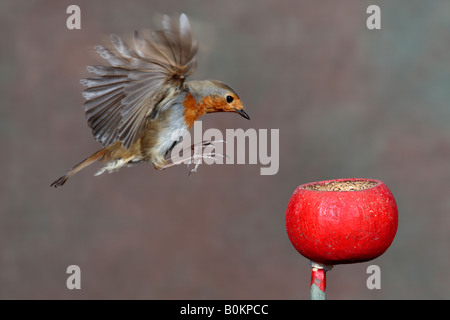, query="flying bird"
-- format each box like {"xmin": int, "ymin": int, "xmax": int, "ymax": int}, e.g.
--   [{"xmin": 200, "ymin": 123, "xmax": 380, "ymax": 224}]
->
[{"xmin": 51, "ymin": 13, "xmax": 249, "ymax": 187}]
